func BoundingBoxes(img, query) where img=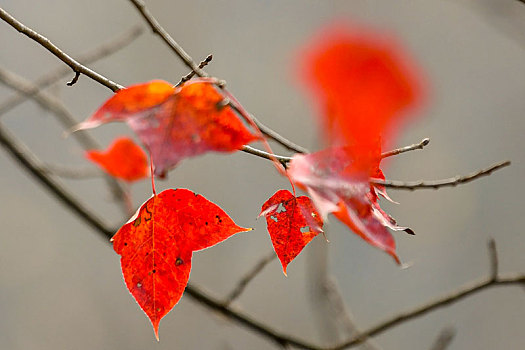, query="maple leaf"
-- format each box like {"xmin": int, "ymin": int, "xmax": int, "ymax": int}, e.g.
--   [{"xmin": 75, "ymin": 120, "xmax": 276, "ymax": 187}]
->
[
  {"xmin": 76, "ymin": 79, "xmax": 258, "ymax": 177},
  {"xmin": 287, "ymin": 148, "xmax": 412, "ymax": 263},
  {"xmin": 111, "ymin": 188, "xmax": 251, "ymax": 339},
  {"xmin": 85, "ymin": 136, "xmax": 149, "ymax": 182},
  {"xmin": 260, "ymin": 190, "xmax": 323, "ymax": 275}
]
